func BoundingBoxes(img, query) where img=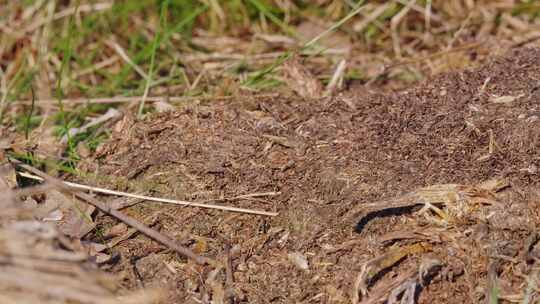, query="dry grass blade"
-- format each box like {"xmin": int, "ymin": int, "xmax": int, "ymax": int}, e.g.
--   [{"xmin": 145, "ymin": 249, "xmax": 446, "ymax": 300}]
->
[
  {"xmin": 326, "ymin": 59, "xmax": 347, "ymax": 95},
  {"xmin": 72, "ymin": 56, "xmax": 119, "ymax": 79},
  {"xmin": 23, "ymin": 2, "xmax": 113, "ymax": 34},
  {"xmin": 353, "ymin": 3, "xmax": 391, "ymax": 33},
  {"xmin": 12, "ymin": 93, "xmax": 280, "ymax": 106},
  {"xmin": 61, "ymin": 108, "xmax": 122, "ymax": 144},
  {"xmin": 390, "ymin": 0, "xmax": 416, "ymax": 58},
  {"xmin": 105, "ymin": 40, "xmax": 149, "ymax": 80},
  {"xmin": 18, "ymin": 172, "xmax": 279, "ymax": 216}
]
